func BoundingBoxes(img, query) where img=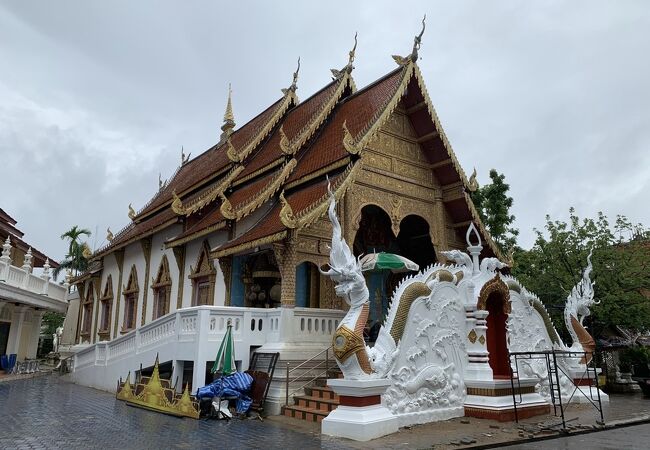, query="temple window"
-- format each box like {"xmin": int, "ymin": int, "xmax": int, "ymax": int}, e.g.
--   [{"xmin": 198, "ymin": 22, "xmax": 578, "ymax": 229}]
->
[
  {"xmin": 189, "ymin": 242, "xmax": 216, "ymax": 307},
  {"xmin": 81, "ymin": 285, "xmax": 94, "ymax": 336},
  {"xmin": 241, "ymin": 252, "xmax": 281, "ymax": 308},
  {"xmin": 295, "ymin": 261, "xmax": 322, "ymax": 308},
  {"xmin": 122, "ymin": 265, "xmax": 139, "ymax": 332},
  {"xmin": 98, "ymin": 275, "xmax": 113, "ymax": 340},
  {"xmin": 151, "ymin": 255, "xmax": 172, "ymax": 319}
]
